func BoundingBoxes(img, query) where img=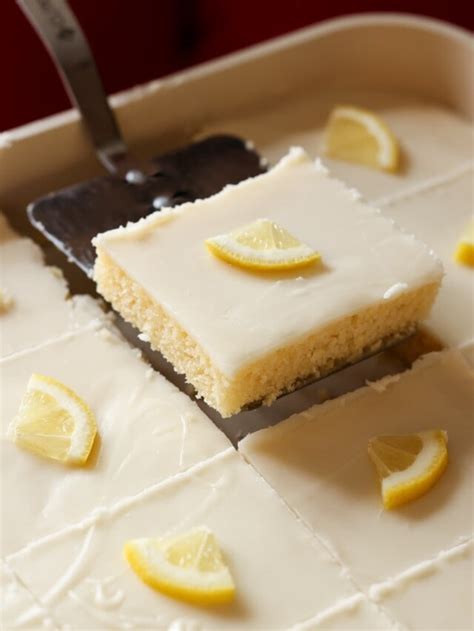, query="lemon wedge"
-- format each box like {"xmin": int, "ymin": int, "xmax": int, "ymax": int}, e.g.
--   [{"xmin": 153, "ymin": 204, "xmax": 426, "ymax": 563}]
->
[
  {"xmin": 205, "ymin": 218, "xmax": 320, "ymax": 272},
  {"xmin": 323, "ymin": 105, "xmax": 400, "ymax": 172},
  {"xmin": 368, "ymin": 430, "xmax": 448, "ymax": 509},
  {"xmin": 124, "ymin": 526, "xmax": 235, "ymax": 605},
  {"xmin": 454, "ymin": 218, "xmax": 474, "ymax": 267},
  {"xmin": 8, "ymin": 373, "xmax": 97, "ymax": 465}
]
